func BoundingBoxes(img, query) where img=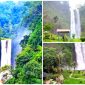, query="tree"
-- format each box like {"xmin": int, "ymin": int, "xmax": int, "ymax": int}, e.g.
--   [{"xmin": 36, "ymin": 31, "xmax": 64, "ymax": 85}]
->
[
  {"xmin": 43, "ymin": 47, "xmax": 64, "ymax": 74},
  {"xmin": 43, "ymin": 43, "xmax": 74, "ymax": 74},
  {"xmin": 53, "ymin": 16, "xmax": 58, "ymax": 23},
  {"xmin": 43, "ymin": 23, "xmax": 54, "ymax": 31}
]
